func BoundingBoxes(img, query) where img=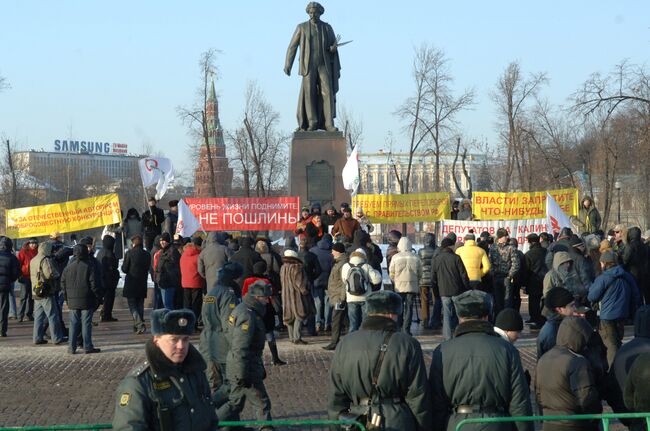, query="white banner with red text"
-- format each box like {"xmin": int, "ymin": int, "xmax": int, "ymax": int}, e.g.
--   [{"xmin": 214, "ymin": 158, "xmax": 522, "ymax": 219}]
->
[{"xmin": 440, "ymin": 218, "xmax": 549, "ymax": 252}]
